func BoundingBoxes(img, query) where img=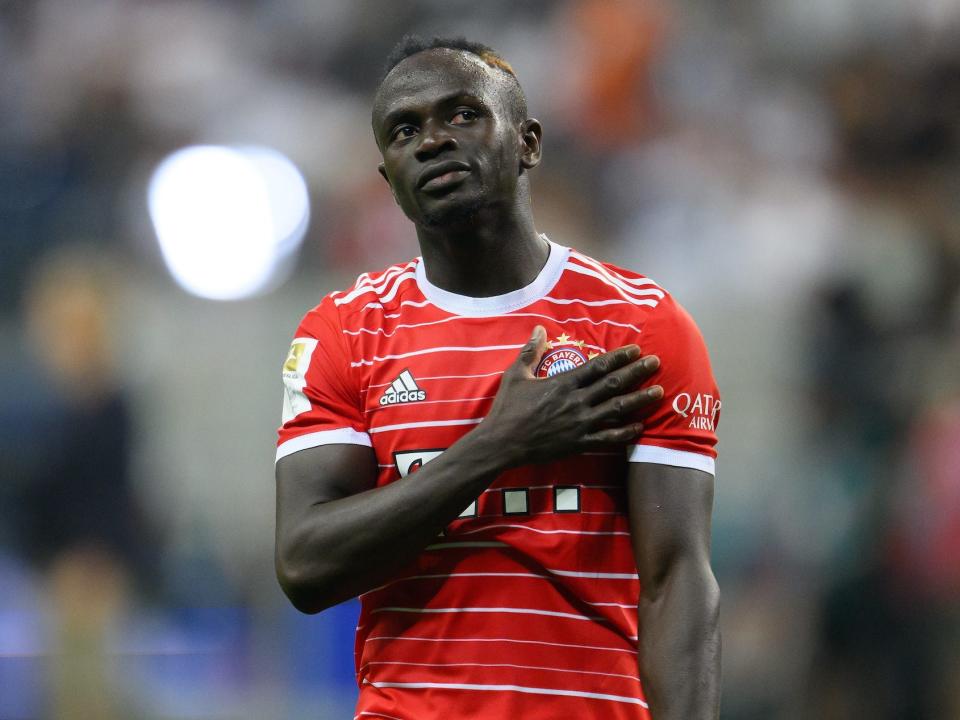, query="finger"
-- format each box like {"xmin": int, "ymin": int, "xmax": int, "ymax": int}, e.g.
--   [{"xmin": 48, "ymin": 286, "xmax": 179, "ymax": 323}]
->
[
  {"xmin": 588, "ymin": 386, "xmax": 664, "ymax": 424},
  {"xmin": 582, "ymin": 355, "xmax": 661, "ymax": 404},
  {"xmin": 514, "ymin": 325, "xmax": 547, "ymax": 377},
  {"xmin": 580, "ymin": 423, "xmax": 644, "ymax": 446},
  {"xmin": 567, "ymin": 344, "xmax": 641, "ymax": 387}
]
